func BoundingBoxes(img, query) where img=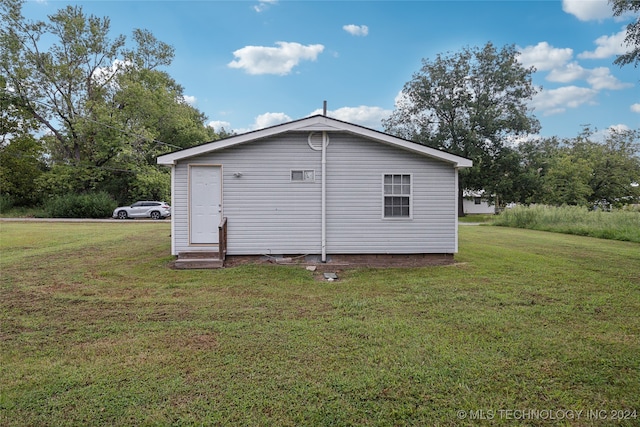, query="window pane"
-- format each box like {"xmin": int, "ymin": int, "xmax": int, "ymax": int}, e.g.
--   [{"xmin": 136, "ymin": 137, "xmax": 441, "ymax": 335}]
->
[
  {"xmin": 383, "ymin": 175, "xmax": 410, "ymax": 218},
  {"xmin": 384, "ymin": 196, "xmax": 410, "ymax": 217},
  {"xmin": 292, "ymin": 171, "xmax": 303, "ymax": 181}
]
